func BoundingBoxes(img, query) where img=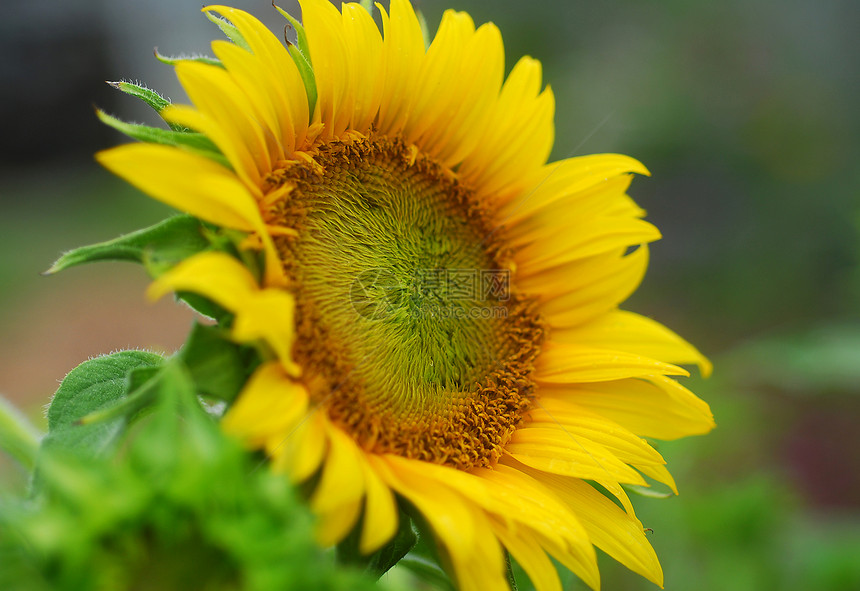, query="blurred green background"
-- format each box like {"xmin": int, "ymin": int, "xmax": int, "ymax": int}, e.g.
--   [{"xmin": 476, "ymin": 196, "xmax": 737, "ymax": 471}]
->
[{"xmin": 1, "ymin": 0, "xmax": 858, "ymax": 589}]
